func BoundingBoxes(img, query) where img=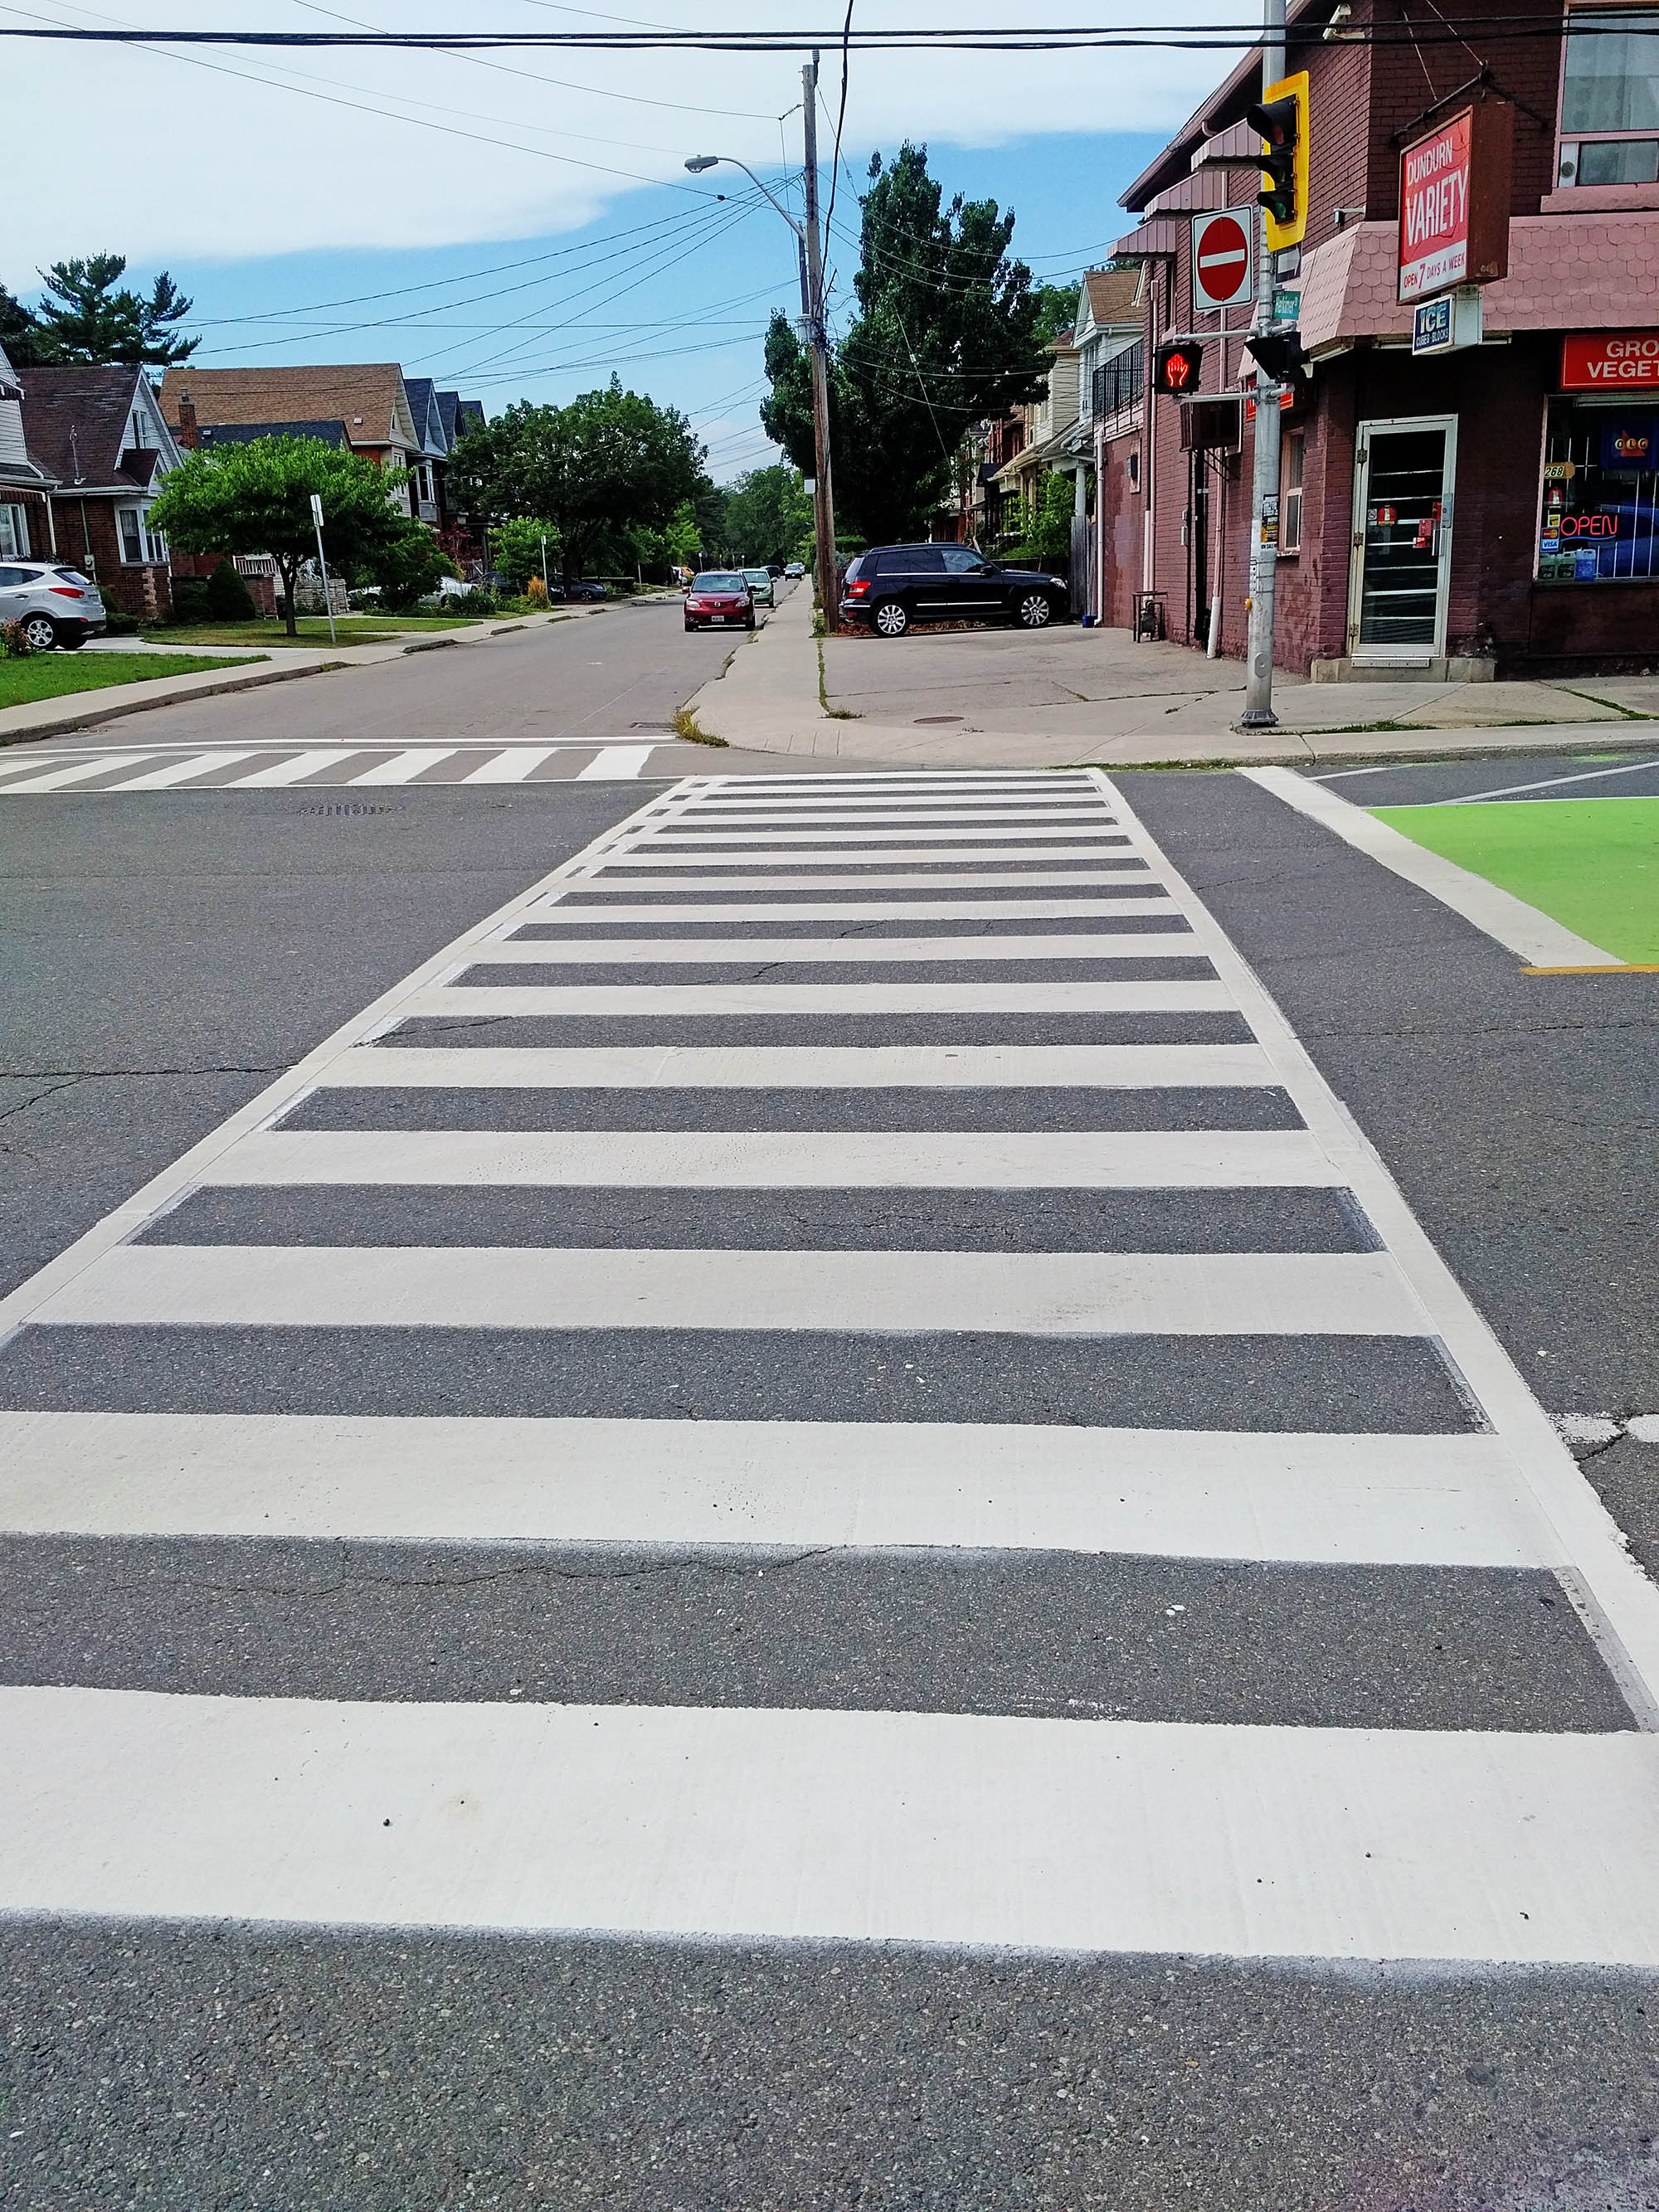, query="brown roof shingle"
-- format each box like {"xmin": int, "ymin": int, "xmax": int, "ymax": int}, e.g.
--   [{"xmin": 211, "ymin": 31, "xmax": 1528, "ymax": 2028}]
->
[
  {"xmin": 17, "ymin": 364, "xmax": 148, "ymax": 489},
  {"xmin": 159, "ymin": 363, "xmax": 417, "ymax": 450},
  {"xmin": 1083, "ymin": 268, "xmax": 1142, "ymax": 326}
]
